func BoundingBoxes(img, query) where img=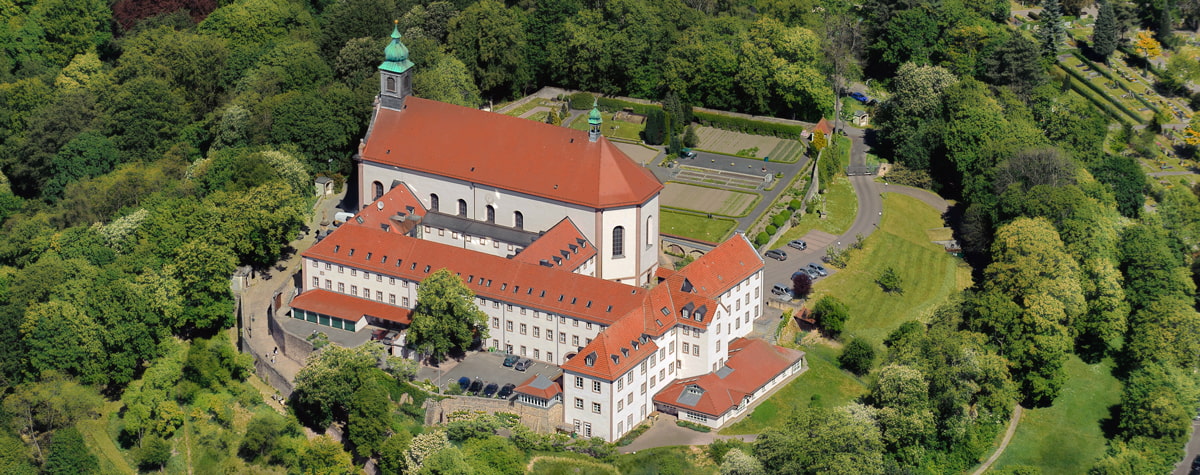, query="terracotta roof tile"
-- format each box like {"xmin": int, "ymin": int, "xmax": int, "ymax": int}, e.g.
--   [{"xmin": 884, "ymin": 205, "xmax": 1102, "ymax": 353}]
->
[
  {"xmin": 672, "ymin": 234, "xmax": 761, "ymax": 298},
  {"xmin": 511, "ymin": 217, "xmax": 596, "ymax": 272},
  {"xmin": 653, "ymin": 338, "xmax": 804, "ymax": 417},
  {"xmin": 354, "ymin": 182, "xmax": 425, "ymax": 233},
  {"xmin": 812, "ymin": 117, "xmax": 832, "ymax": 136},
  {"xmin": 302, "ymin": 223, "xmax": 645, "ymax": 325},
  {"xmin": 514, "ymin": 374, "xmax": 562, "ymax": 399},
  {"xmin": 361, "ymin": 98, "xmax": 663, "ymax": 208},
  {"xmin": 291, "ymin": 289, "xmax": 413, "ymax": 325},
  {"xmin": 561, "ymin": 313, "xmax": 657, "ymax": 381}
]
